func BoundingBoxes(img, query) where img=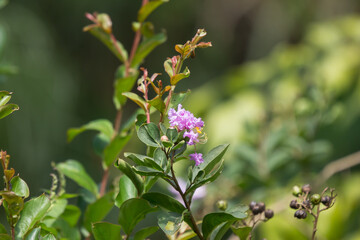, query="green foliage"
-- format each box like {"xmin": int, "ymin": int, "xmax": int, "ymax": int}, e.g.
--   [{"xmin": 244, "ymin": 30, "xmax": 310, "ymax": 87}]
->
[
  {"xmin": 0, "ymin": 91, "xmax": 19, "ymax": 119},
  {"xmin": 92, "ymin": 222, "xmax": 122, "ymax": 240}
]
